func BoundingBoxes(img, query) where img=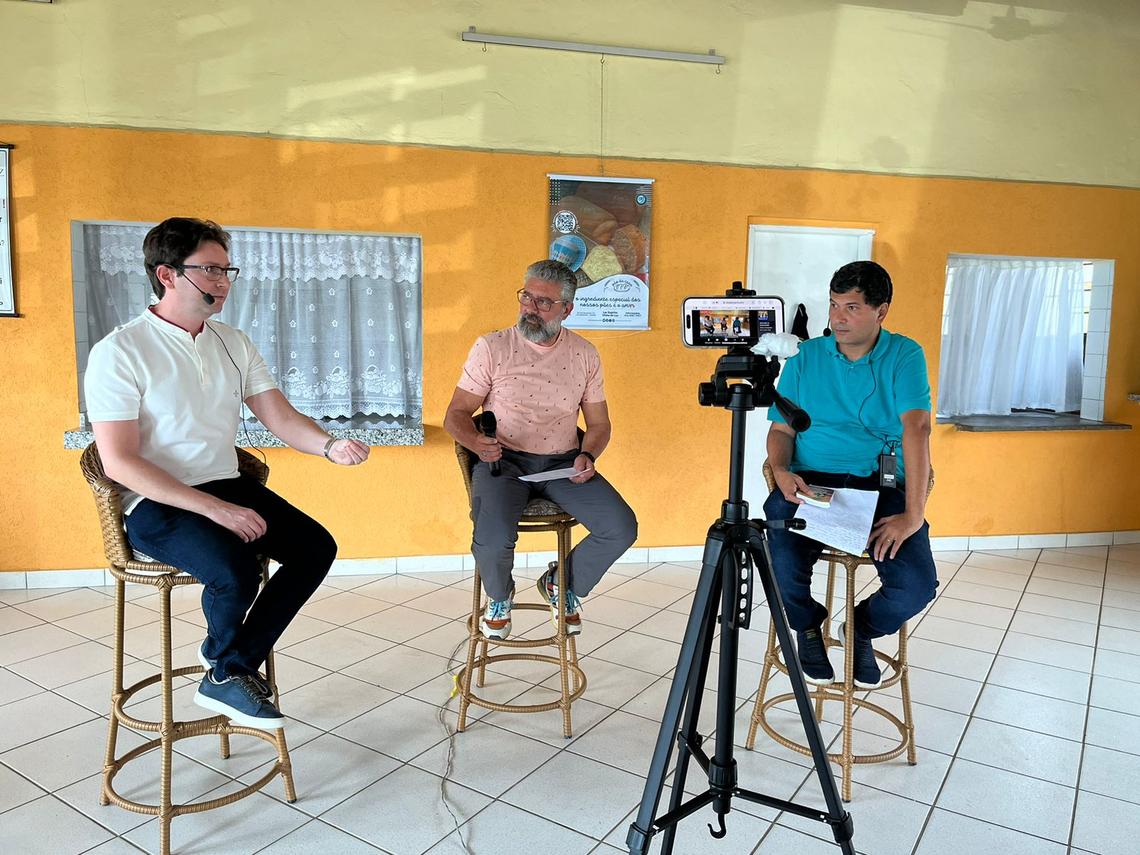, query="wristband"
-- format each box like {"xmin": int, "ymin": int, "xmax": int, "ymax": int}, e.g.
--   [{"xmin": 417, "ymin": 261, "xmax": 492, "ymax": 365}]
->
[
  {"xmin": 322, "ymin": 436, "xmax": 337, "ymax": 461},
  {"xmin": 579, "ymin": 450, "xmax": 596, "ymax": 464}
]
